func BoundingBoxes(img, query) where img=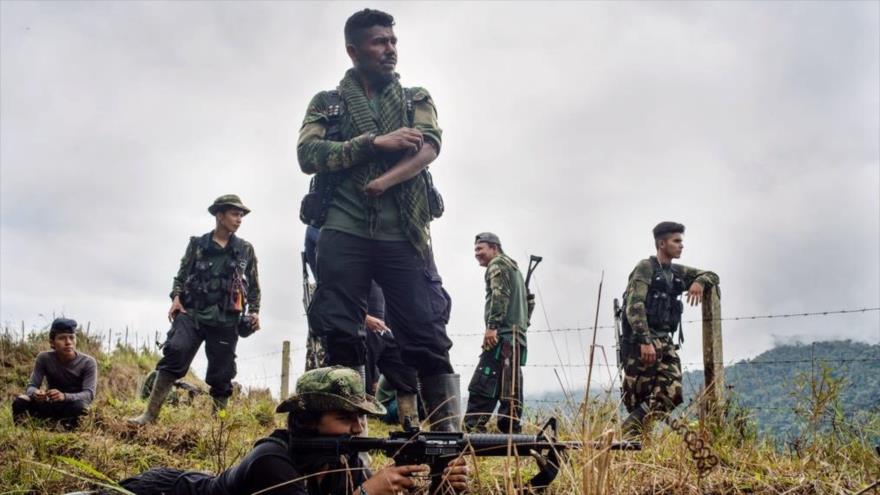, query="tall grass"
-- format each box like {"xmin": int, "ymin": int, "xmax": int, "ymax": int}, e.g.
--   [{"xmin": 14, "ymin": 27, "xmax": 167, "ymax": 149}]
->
[{"xmin": 1, "ymin": 331, "xmax": 877, "ymax": 494}]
